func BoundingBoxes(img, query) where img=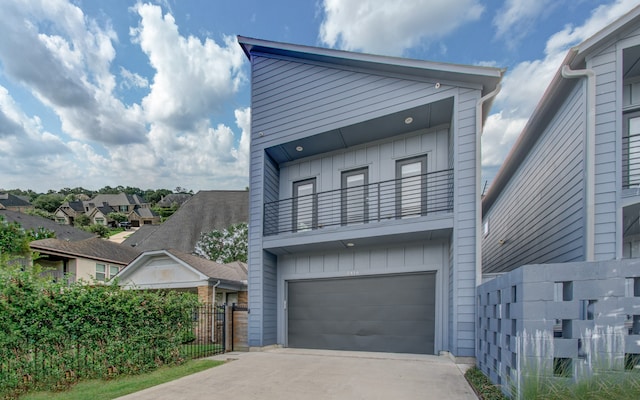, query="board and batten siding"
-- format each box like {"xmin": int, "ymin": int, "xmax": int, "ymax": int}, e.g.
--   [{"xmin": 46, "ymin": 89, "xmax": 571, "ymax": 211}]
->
[
  {"xmin": 482, "ymin": 82, "xmax": 586, "ymax": 274},
  {"xmin": 250, "ymin": 55, "xmax": 461, "ymax": 146},
  {"xmin": 279, "ymin": 126, "xmax": 450, "ymax": 197},
  {"xmin": 276, "ymin": 240, "xmax": 449, "ymax": 351}
]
